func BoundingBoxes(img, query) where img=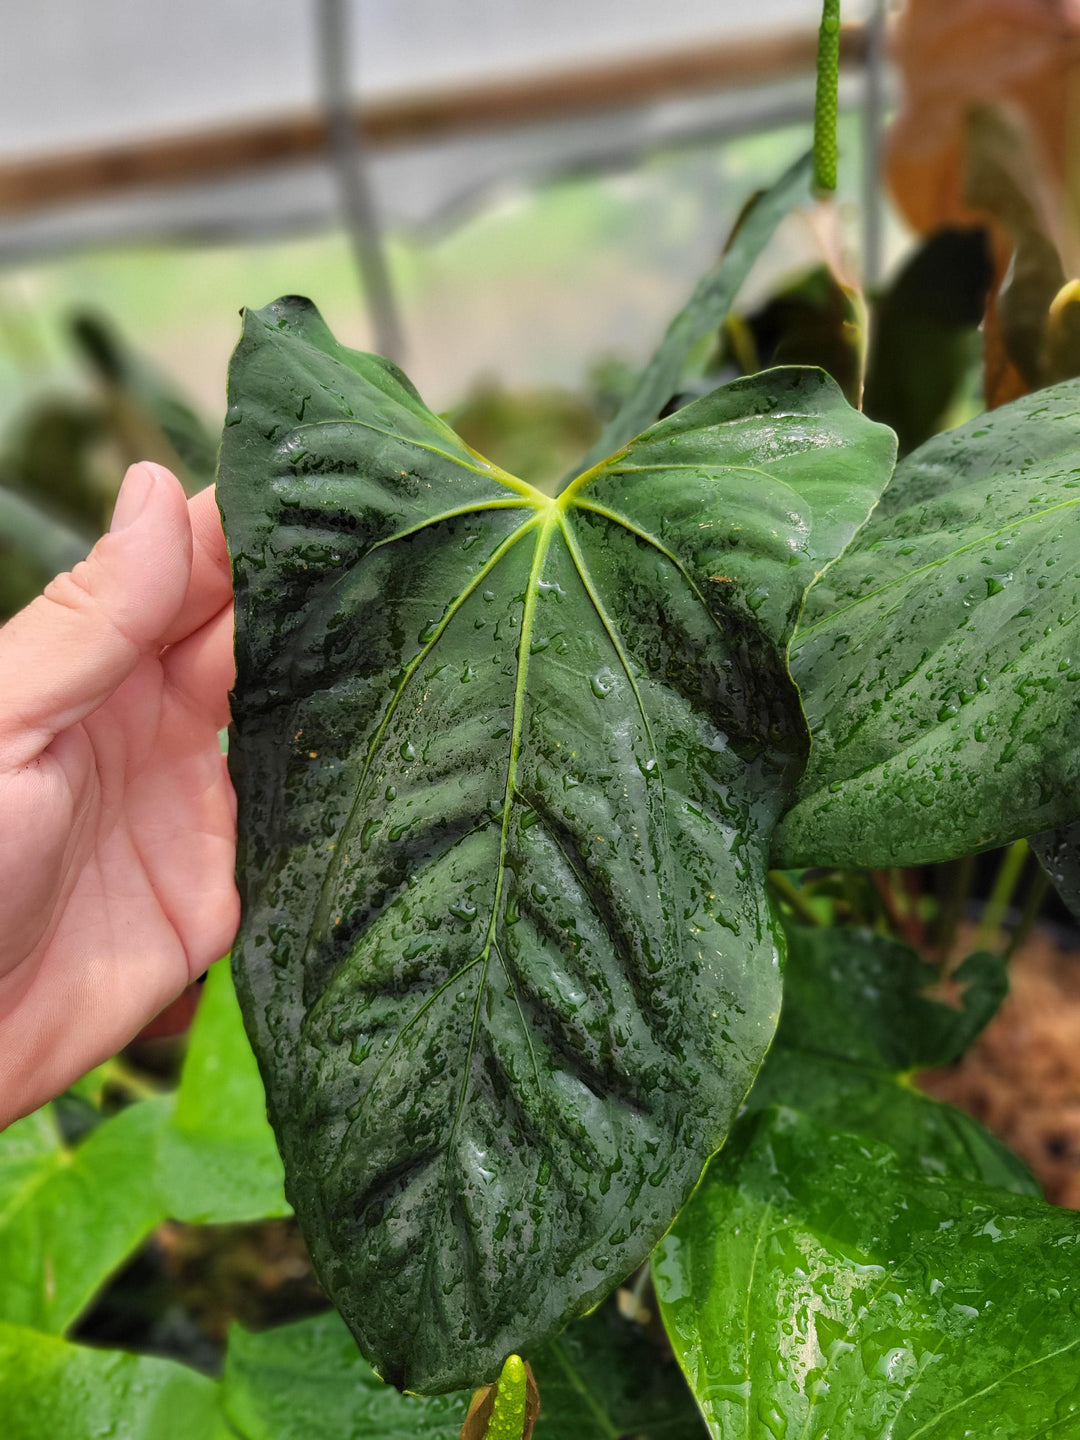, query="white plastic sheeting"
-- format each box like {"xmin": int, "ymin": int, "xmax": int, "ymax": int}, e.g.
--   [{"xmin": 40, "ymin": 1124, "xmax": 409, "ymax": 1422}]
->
[
  {"xmin": 0, "ymin": 1, "xmax": 884, "ymax": 262},
  {"xmin": 1, "ymin": 0, "xmax": 874, "ymax": 159}
]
